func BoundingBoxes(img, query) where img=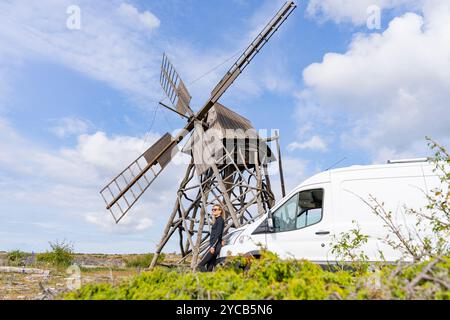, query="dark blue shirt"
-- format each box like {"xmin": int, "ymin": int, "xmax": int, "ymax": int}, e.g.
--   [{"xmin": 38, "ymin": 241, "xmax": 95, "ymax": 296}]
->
[{"xmin": 210, "ymin": 216, "xmax": 224, "ymax": 249}]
